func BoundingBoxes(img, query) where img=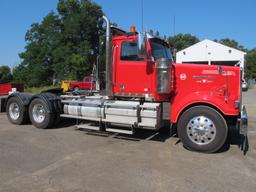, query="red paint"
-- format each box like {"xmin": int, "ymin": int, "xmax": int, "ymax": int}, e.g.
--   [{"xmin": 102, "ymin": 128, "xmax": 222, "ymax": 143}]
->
[
  {"xmin": 0, "ymin": 83, "xmax": 24, "ymax": 95},
  {"xmin": 112, "ymin": 35, "xmax": 170, "ymax": 101},
  {"xmin": 170, "ymin": 64, "xmax": 240, "ymax": 123}
]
